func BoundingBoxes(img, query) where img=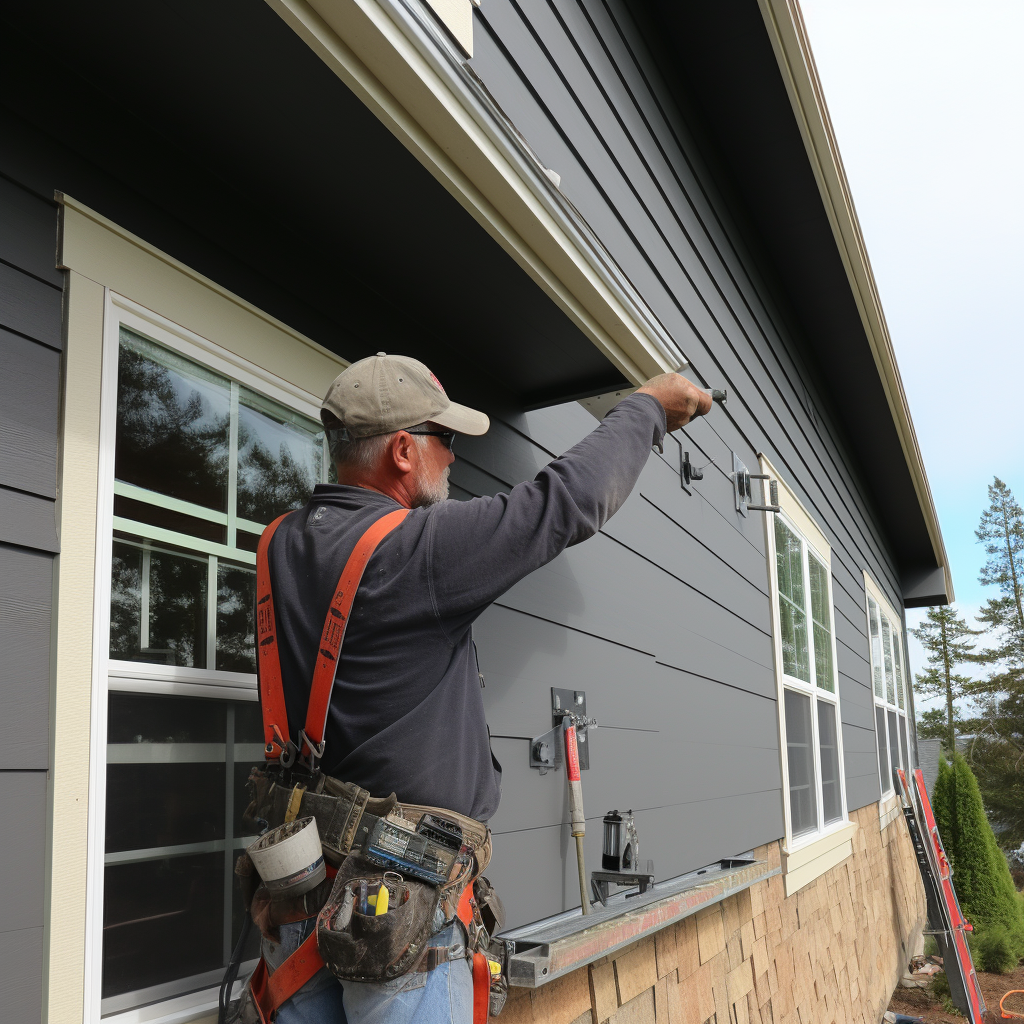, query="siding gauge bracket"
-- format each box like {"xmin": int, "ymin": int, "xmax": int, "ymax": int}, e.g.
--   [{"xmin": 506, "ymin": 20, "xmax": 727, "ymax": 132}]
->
[
  {"xmin": 530, "ymin": 688, "xmax": 596, "ymax": 774},
  {"xmin": 681, "ymin": 451, "xmax": 702, "ymax": 488},
  {"xmin": 731, "ymin": 453, "xmax": 781, "ymax": 517}
]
